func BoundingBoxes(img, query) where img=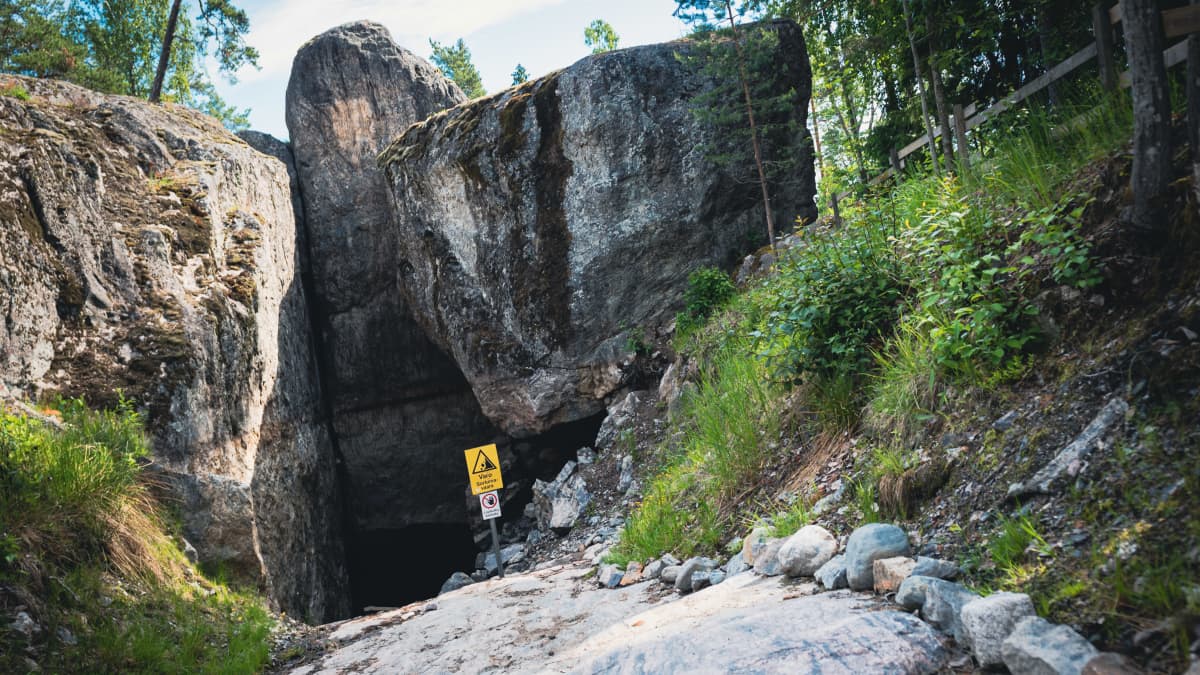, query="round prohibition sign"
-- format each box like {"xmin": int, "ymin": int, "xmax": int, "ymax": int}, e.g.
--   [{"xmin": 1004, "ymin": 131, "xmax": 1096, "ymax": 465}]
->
[{"xmin": 481, "ymin": 492, "xmax": 499, "ymax": 509}]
